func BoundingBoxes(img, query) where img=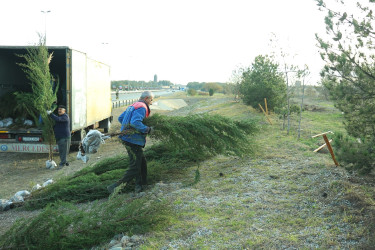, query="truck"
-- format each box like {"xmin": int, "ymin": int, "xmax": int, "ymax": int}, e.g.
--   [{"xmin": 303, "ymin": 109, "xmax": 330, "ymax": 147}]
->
[{"xmin": 0, "ymin": 46, "xmax": 112, "ymax": 153}]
